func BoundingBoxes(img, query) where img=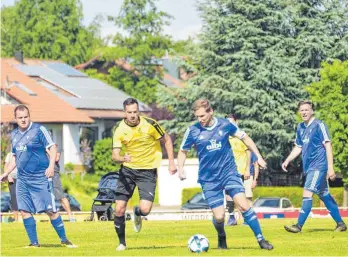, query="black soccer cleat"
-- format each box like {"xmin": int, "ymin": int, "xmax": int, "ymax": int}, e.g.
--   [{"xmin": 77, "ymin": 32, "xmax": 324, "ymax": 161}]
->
[
  {"xmin": 218, "ymin": 235, "xmax": 227, "ymax": 249},
  {"xmin": 284, "ymin": 224, "xmax": 302, "ymax": 233},
  {"xmin": 24, "ymin": 243, "xmax": 40, "ymax": 248},
  {"xmin": 334, "ymin": 222, "xmax": 347, "ymax": 232},
  {"xmin": 258, "ymin": 239, "xmax": 273, "ymax": 250},
  {"xmin": 61, "ymin": 239, "xmax": 78, "ymax": 248}
]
